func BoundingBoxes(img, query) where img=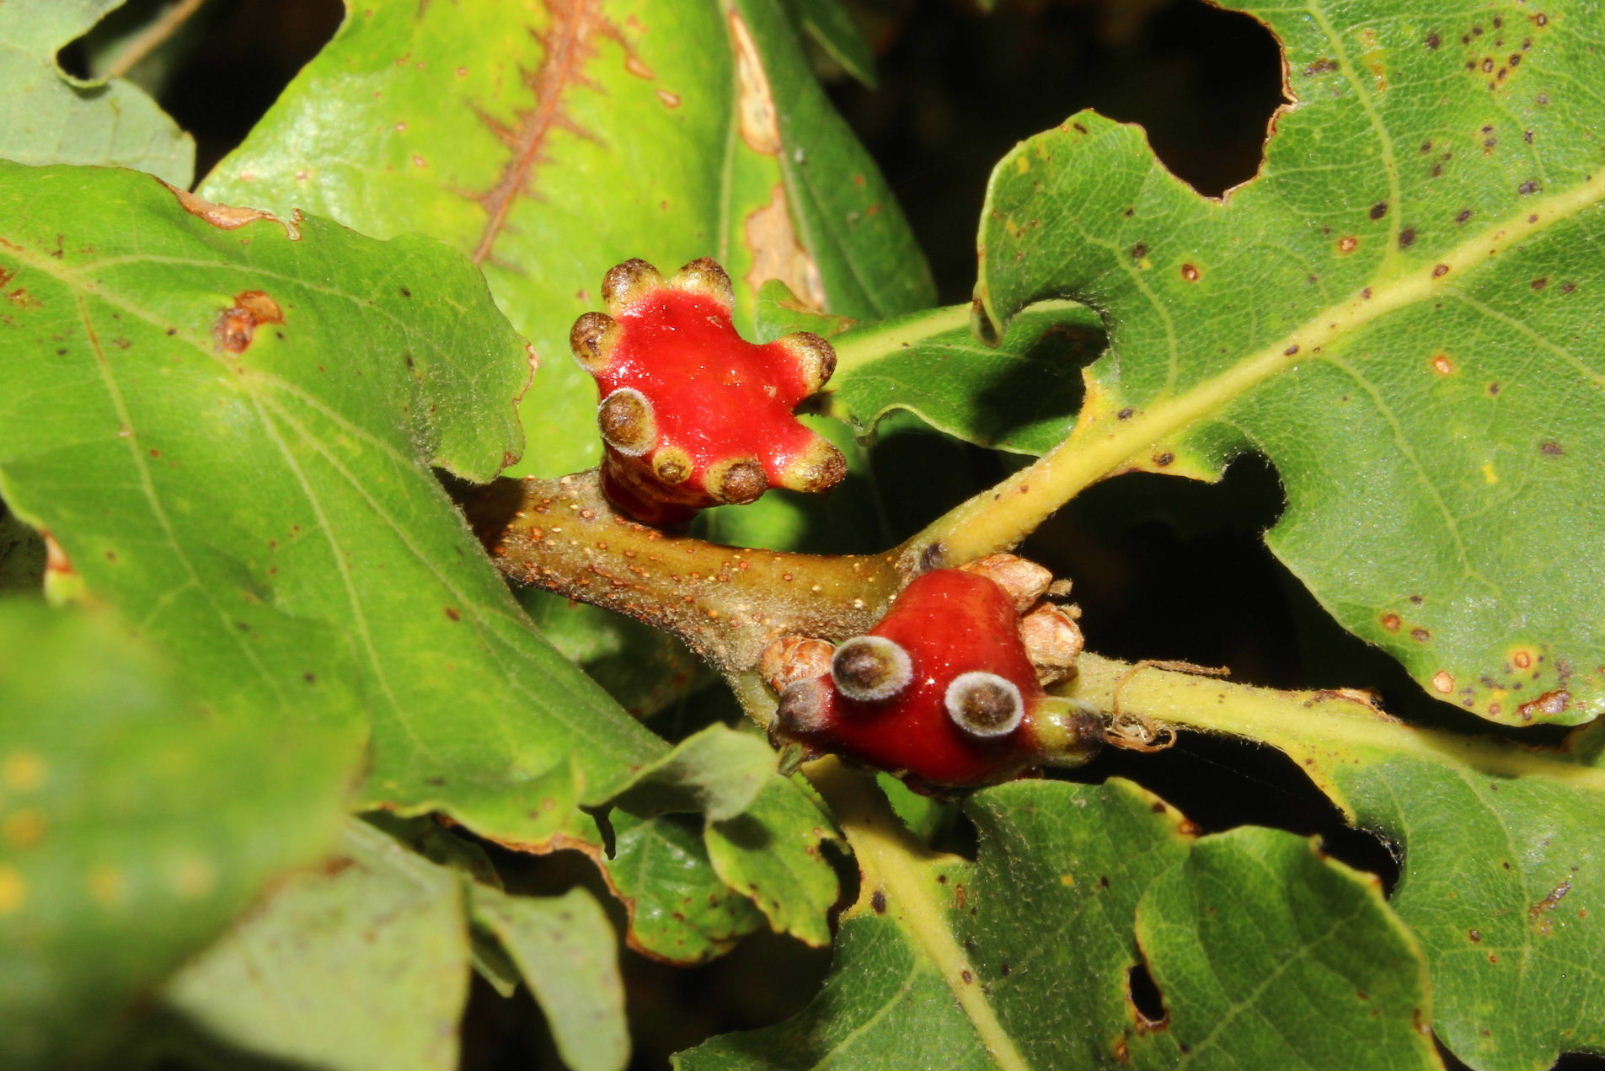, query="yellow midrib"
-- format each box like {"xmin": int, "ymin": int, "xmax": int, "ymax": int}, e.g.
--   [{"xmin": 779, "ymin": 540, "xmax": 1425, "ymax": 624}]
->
[
  {"xmin": 928, "ymin": 171, "xmax": 1605, "ymax": 562},
  {"xmin": 810, "ymin": 759, "xmax": 1031, "ymax": 1071}
]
